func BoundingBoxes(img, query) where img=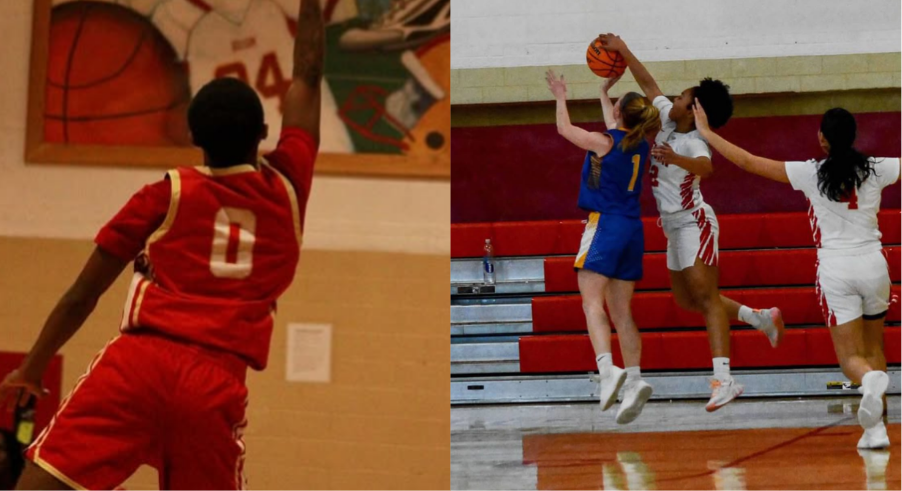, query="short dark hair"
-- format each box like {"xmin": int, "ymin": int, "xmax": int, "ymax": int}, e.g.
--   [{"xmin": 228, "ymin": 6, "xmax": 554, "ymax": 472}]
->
[
  {"xmin": 188, "ymin": 78, "xmax": 264, "ymax": 167},
  {"xmin": 693, "ymin": 77, "xmax": 733, "ymax": 129}
]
